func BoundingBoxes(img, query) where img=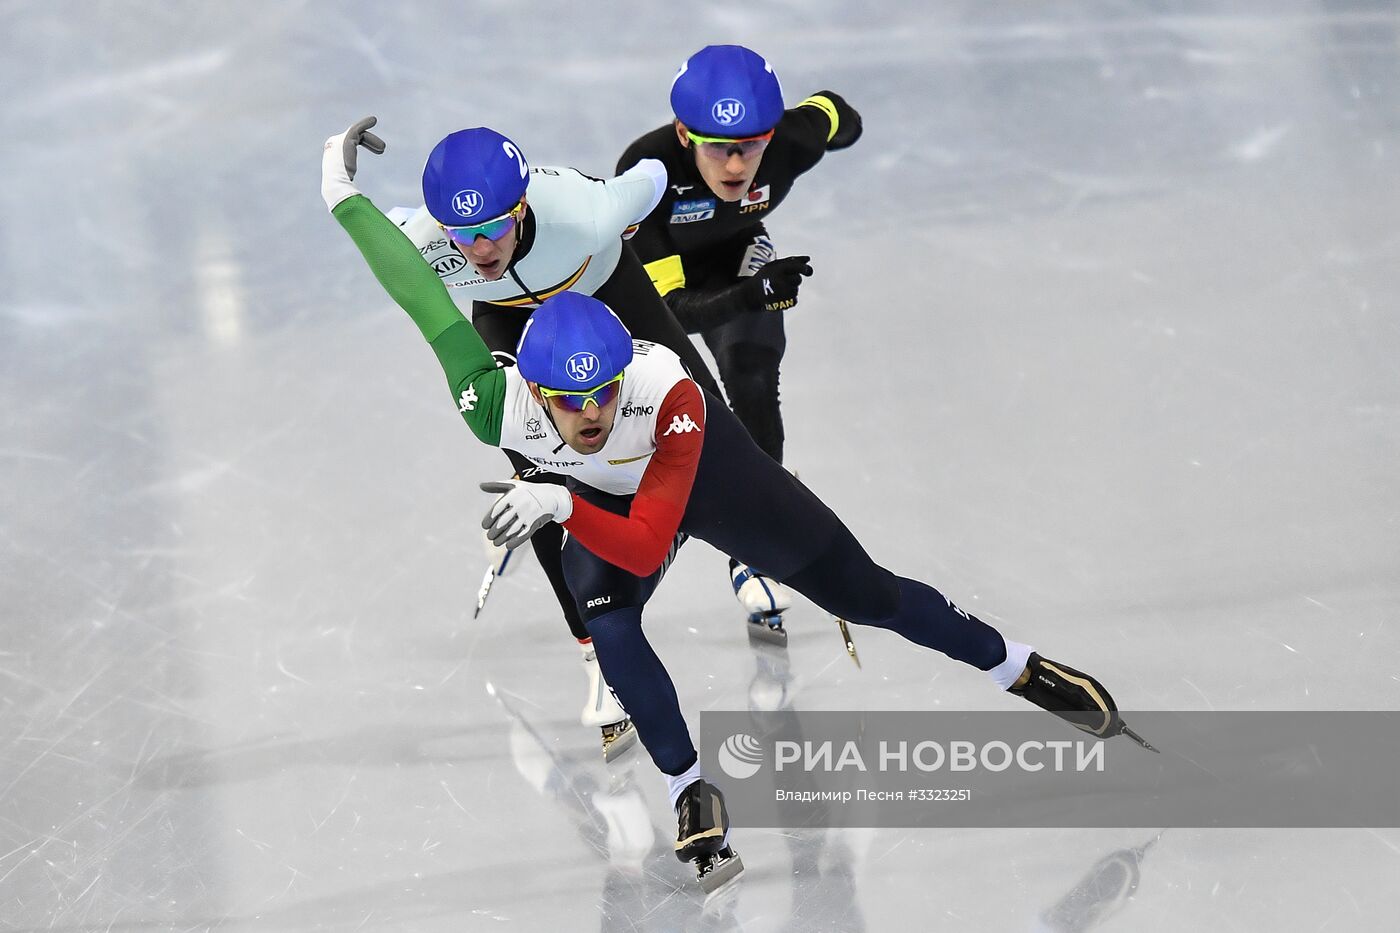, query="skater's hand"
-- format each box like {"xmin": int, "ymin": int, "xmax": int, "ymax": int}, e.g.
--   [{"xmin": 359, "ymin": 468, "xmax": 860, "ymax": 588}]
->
[
  {"xmin": 321, "ymin": 116, "xmax": 387, "ymax": 212},
  {"xmin": 740, "ymin": 255, "xmax": 812, "ymax": 313},
  {"xmin": 479, "ymin": 480, "xmax": 574, "ymax": 550}
]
